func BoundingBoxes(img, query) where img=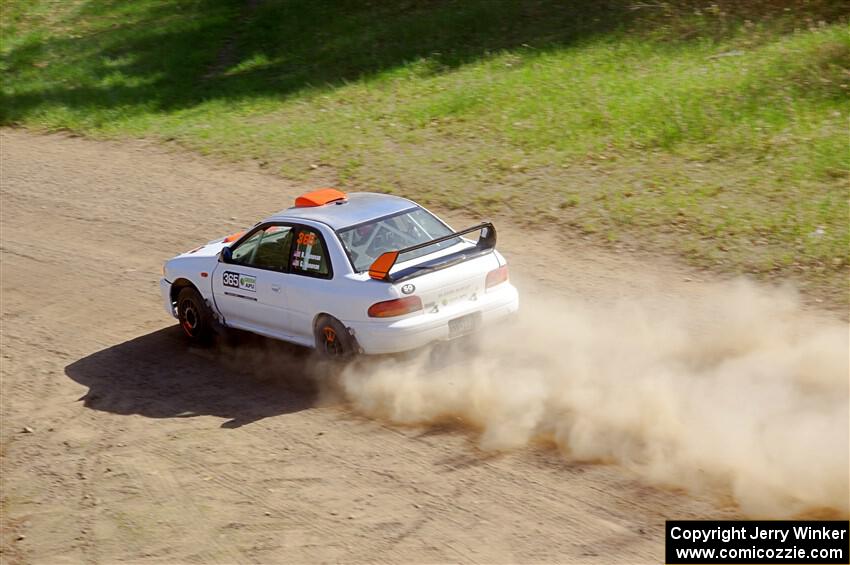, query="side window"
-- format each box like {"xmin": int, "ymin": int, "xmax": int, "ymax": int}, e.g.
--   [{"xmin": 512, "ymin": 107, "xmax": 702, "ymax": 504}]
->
[
  {"xmin": 291, "ymin": 227, "xmax": 330, "ymax": 277},
  {"xmin": 252, "ymin": 225, "xmax": 293, "ymax": 271},
  {"xmin": 230, "ymin": 230, "xmax": 263, "ymax": 264}
]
